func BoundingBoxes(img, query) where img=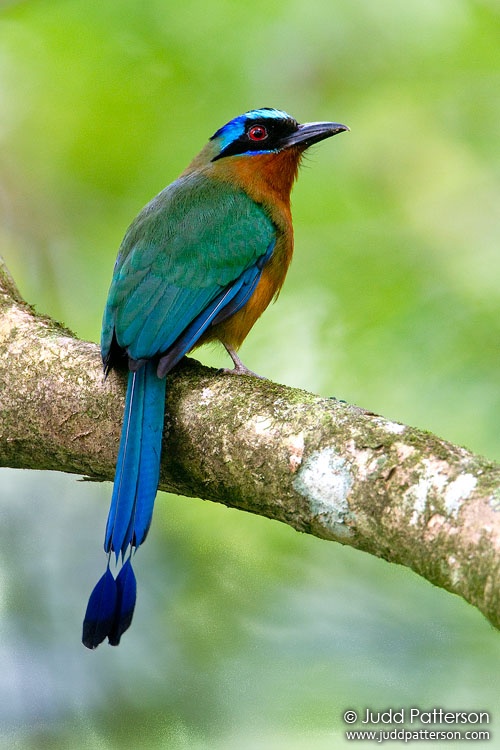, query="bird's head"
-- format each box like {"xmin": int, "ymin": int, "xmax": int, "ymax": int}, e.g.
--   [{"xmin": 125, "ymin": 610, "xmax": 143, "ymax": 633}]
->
[{"xmin": 183, "ymin": 108, "xmax": 348, "ymax": 198}]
